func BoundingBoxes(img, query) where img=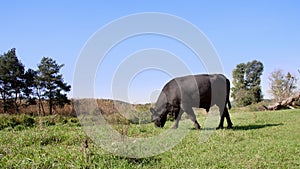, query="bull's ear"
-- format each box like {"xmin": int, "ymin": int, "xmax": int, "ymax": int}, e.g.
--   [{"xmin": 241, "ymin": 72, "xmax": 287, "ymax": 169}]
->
[{"xmin": 150, "ymin": 108, "xmax": 155, "ymax": 114}]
